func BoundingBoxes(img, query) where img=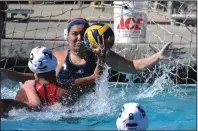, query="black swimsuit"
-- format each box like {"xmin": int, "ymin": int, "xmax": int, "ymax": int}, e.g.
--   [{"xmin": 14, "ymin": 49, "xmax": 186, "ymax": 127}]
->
[{"xmin": 57, "ymin": 50, "xmax": 96, "ymax": 85}]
